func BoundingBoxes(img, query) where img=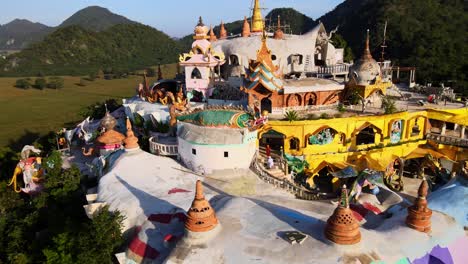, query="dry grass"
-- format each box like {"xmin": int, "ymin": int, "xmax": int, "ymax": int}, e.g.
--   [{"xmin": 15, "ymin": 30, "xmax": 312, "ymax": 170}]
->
[{"xmin": 0, "ymin": 74, "xmax": 166, "ymax": 148}]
